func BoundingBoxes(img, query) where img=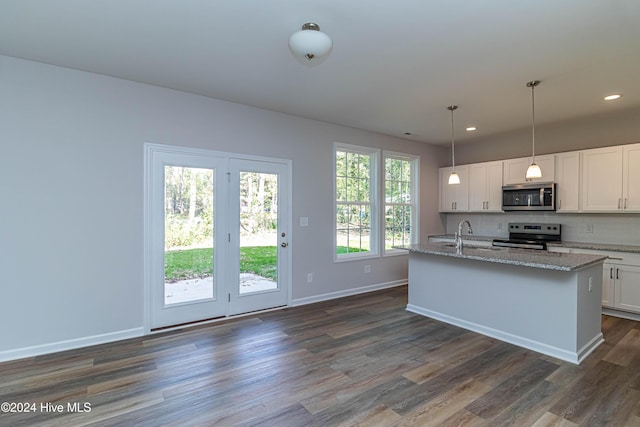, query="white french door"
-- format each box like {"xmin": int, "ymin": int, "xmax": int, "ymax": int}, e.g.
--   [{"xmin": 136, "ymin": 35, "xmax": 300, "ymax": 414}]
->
[
  {"xmin": 228, "ymin": 159, "xmax": 289, "ymax": 316},
  {"xmin": 144, "ymin": 144, "xmax": 290, "ymax": 330}
]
